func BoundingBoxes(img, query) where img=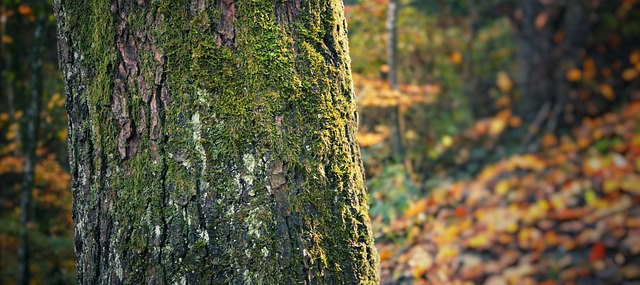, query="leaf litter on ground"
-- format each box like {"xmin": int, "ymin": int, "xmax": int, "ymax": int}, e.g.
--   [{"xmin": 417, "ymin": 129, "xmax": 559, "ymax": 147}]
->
[{"xmin": 377, "ymin": 102, "xmax": 640, "ymax": 285}]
